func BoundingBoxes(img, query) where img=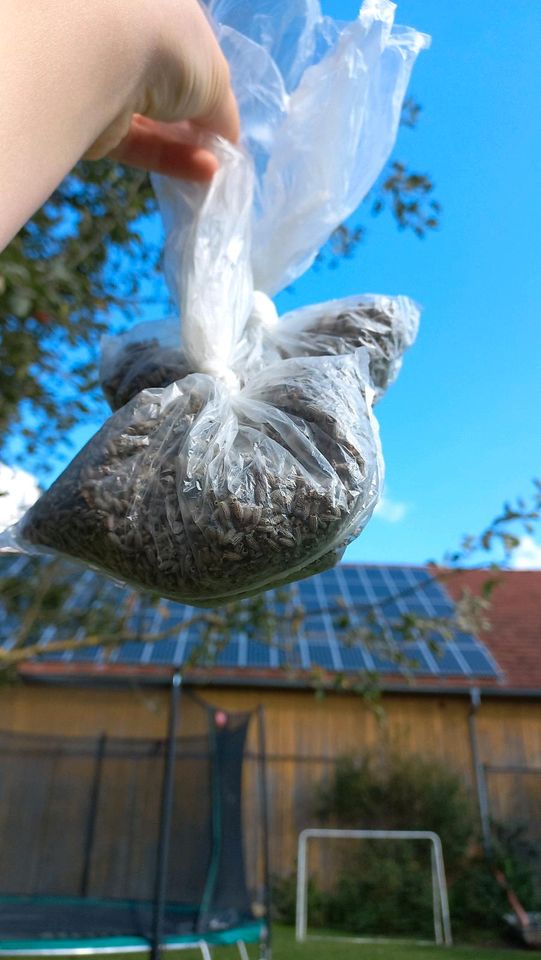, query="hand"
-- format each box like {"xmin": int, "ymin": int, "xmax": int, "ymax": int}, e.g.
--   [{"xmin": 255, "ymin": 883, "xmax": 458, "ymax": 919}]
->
[
  {"xmin": 0, "ymin": 0, "xmax": 240, "ymax": 251},
  {"xmin": 87, "ymin": 0, "xmax": 239, "ymax": 182}
]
